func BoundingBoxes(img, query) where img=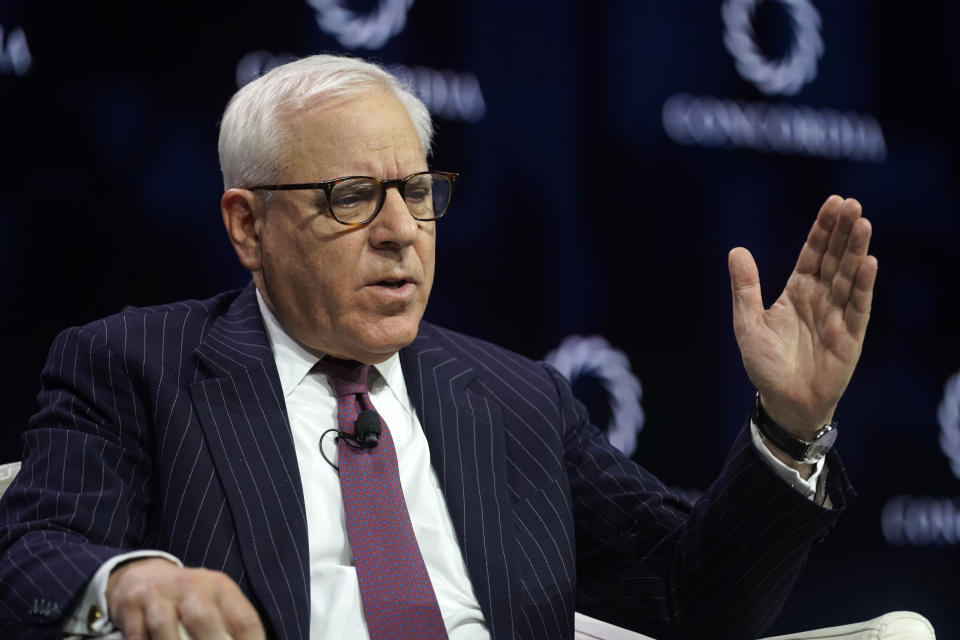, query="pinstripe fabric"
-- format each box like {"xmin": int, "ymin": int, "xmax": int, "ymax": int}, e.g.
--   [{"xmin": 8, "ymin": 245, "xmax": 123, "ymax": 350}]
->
[
  {"xmin": 0, "ymin": 286, "xmax": 308, "ymax": 639},
  {"xmin": 0, "ymin": 283, "xmax": 855, "ymax": 640},
  {"xmin": 401, "ymin": 325, "xmax": 855, "ymax": 640}
]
